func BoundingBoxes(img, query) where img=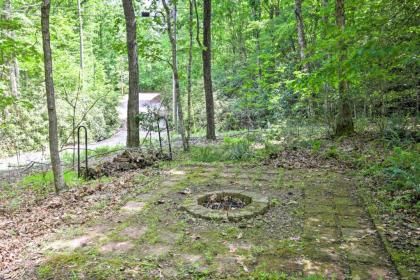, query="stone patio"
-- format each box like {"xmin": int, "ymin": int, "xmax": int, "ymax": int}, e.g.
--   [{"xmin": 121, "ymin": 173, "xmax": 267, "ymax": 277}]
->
[{"xmin": 36, "ymin": 163, "xmax": 398, "ymax": 279}]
